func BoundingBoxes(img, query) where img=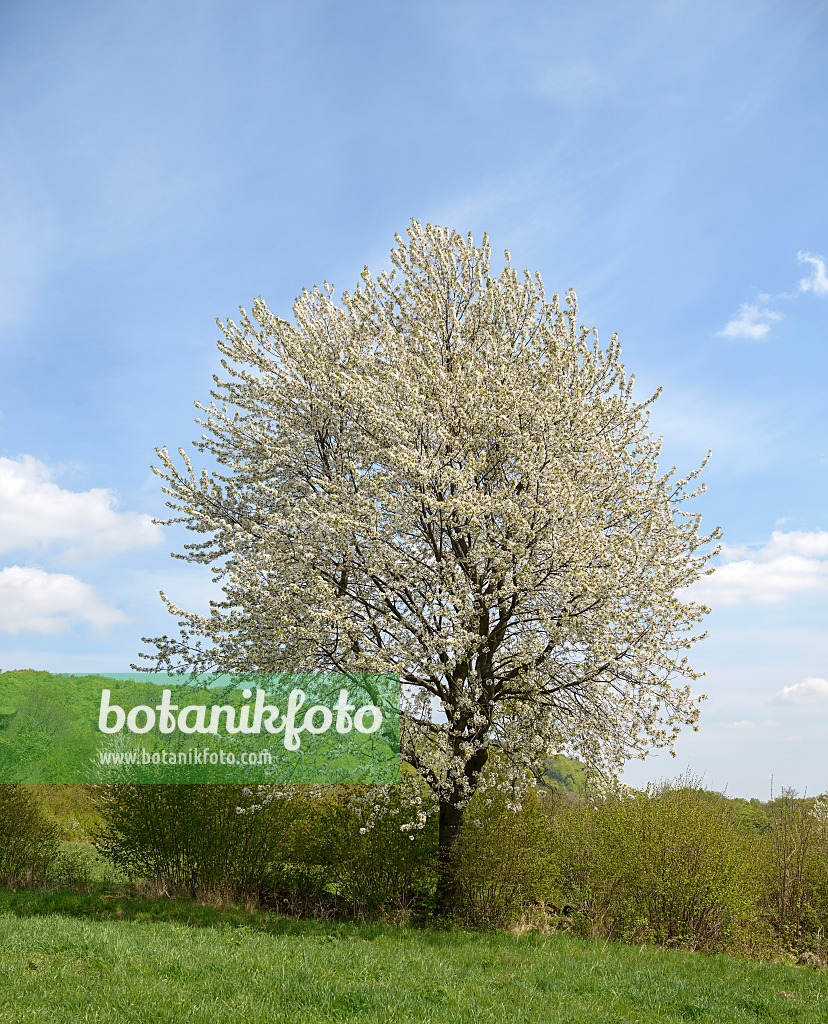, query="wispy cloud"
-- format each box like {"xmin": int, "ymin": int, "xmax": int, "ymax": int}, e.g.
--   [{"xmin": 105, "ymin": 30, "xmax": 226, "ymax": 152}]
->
[
  {"xmin": 773, "ymin": 677, "xmax": 828, "ymax": 704},
  {"xmin": 0, "ymin": 565, "xmax": 128, "ymax": 634},
  {"xmin": 797, "ymin": 251, "xmax": 828, "ymax": 297},
  {"xmin": 717, "ymin": 249, "xmax": 827, "ymax": 340},
  {"xmin": 716, "ymin": 294, "xmax": 782, "ymax": 340},
  {"xmin": 0, "ymin": 455, "xmax": 162, "ymax": 559},
  {"xmin": 685, "ymin": 529, "xmax": 828, "ymax": 606}
]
